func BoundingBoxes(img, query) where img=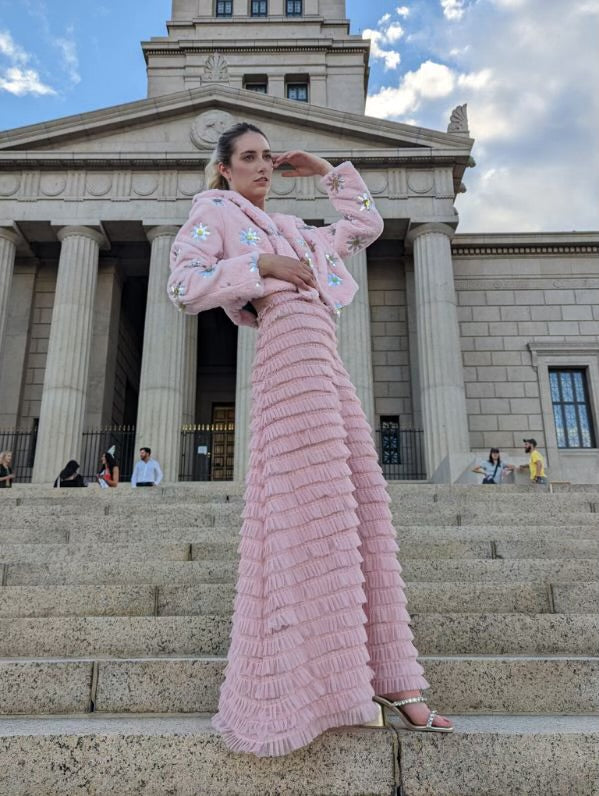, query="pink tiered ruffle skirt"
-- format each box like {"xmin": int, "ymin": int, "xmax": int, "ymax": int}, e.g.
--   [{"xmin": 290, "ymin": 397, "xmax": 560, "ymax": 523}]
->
[{"xmin": 212, "ymin": 291, "xmax": 429, "ymax": 757}]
